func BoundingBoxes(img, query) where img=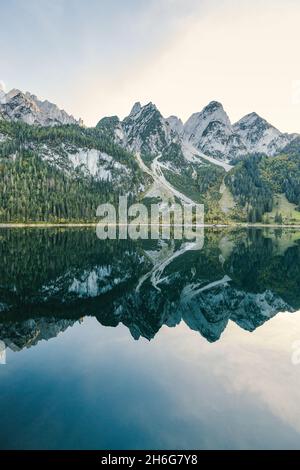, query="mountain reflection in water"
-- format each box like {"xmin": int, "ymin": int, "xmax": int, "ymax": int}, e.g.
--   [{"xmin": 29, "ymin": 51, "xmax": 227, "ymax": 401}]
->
[{"xmin": 0, "ymin": 227, "xmax": 299, "ymax": 351}]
